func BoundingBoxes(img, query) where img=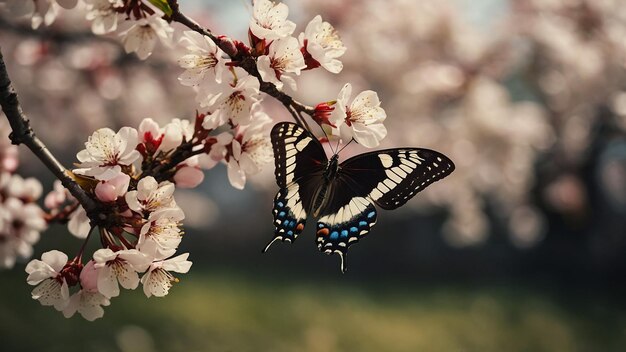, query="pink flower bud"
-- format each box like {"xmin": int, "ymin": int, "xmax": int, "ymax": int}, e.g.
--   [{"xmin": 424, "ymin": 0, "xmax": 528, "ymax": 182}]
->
[
  {"xmin": 174, "ymin": 166, "xmax": 204, "ymax": 188},
  {"xmin": 79, "ymin": 260, "xmax": 99, "ymax": 292},
  {"xmin": 217, "ymin": 35, "xmax": 238, "ymax": 57},
  {"xmin": 95, "ymin": 173, "xmax": 130, "ymax": 202}
]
